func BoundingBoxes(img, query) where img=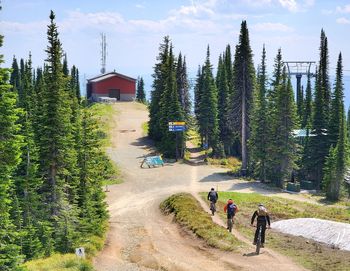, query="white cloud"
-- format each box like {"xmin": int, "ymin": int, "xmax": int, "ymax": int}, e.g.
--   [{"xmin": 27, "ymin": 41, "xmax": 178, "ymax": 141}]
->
[
  {"xmin": 336, "ymin": 4, "xmax": 350, "ymax": 14},
  {"xmin": 278, "ymin": 0, "xmax": 298, "ymax": 12},
  {"xmin": 336, "ymin": 17, "xmax": 350, "ymax": 24},
  {"xmin": 242, "ymin": 0, "xmax": 273, "ymax": 7},
  {"xmin": 252, "ymin": 22, "xmax": 294, "ymax": 32},
  {"xmin": 0, "ymin": 20, "xmax": 46, "ymax": 33}
]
